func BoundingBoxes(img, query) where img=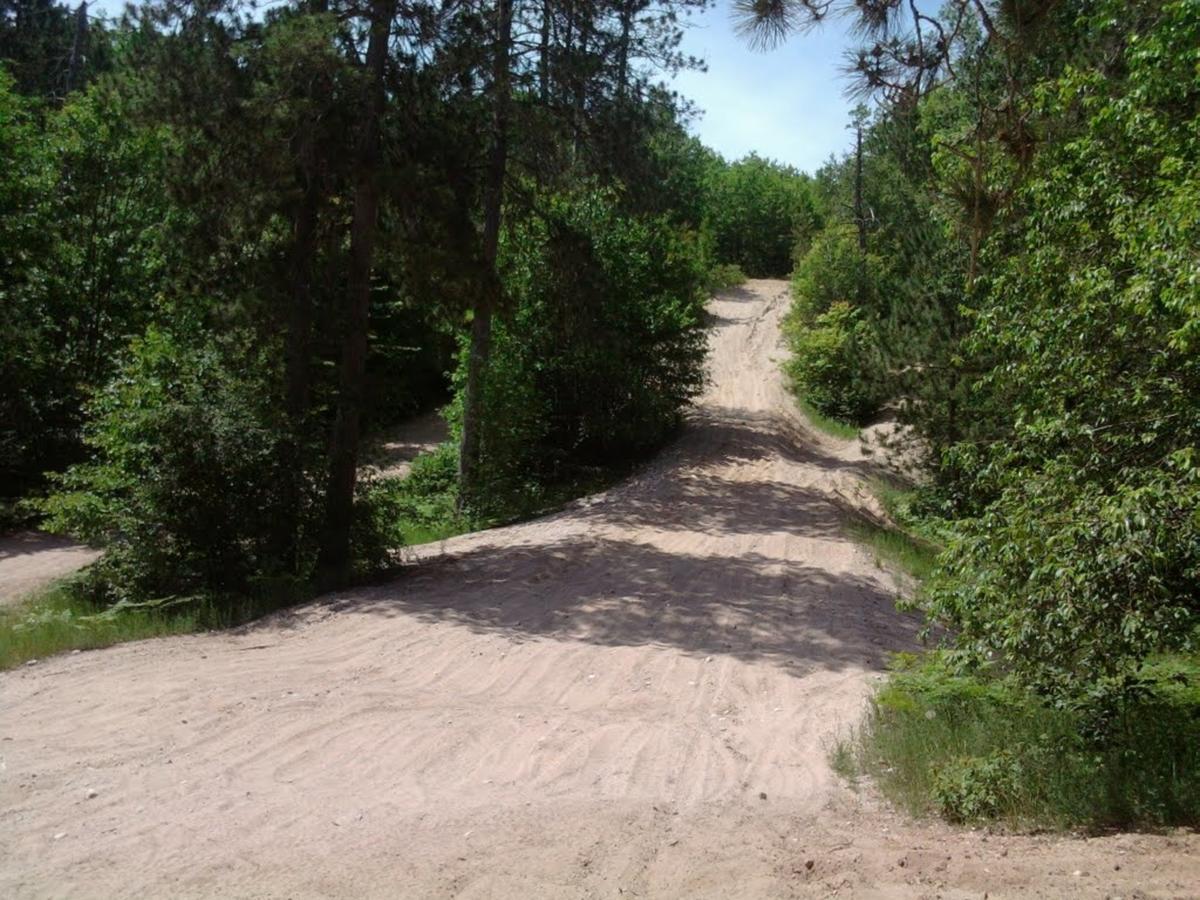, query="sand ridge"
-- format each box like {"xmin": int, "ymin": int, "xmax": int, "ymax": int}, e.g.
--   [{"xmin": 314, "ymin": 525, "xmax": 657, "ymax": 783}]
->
[{"xmin": 2, "ymin": 280, "xmax": 1197, "ymax": 898}]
